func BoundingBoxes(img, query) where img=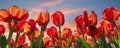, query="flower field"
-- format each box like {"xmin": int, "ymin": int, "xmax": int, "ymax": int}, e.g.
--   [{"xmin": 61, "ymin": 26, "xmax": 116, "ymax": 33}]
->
[{"xmin": 0, "ymin": 5, "xmax": 120, "ymax": 48}]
